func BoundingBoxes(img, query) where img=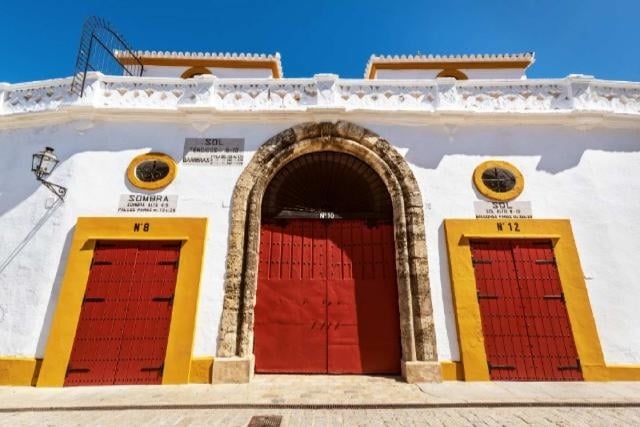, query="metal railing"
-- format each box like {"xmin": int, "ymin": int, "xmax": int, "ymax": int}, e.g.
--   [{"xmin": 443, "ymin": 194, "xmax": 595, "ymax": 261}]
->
[{"xmin": 70, "ymin": 16, "xmax": 143, "ymax": 97}]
